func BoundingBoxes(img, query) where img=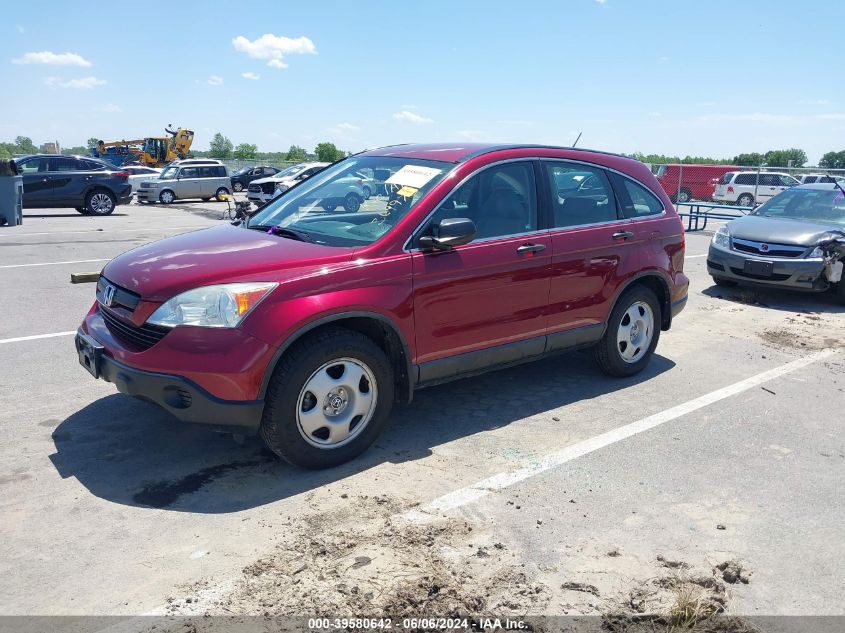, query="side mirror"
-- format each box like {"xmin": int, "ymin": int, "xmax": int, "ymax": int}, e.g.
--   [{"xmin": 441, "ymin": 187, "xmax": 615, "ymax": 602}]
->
[{"xmin": 418, "ymin": 217, "xmax": 477, "ymax": 251}]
